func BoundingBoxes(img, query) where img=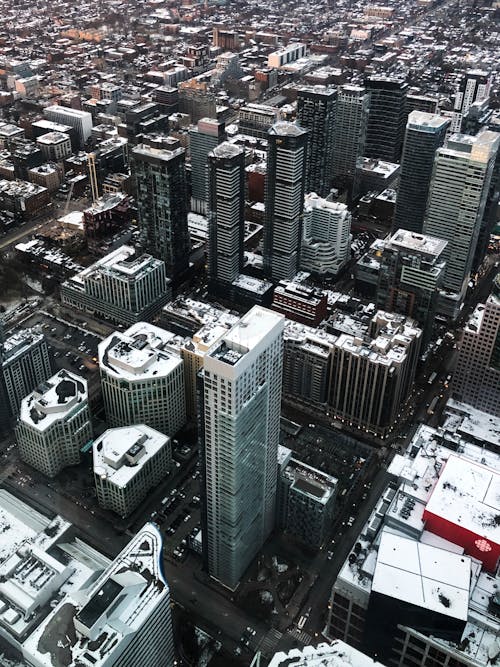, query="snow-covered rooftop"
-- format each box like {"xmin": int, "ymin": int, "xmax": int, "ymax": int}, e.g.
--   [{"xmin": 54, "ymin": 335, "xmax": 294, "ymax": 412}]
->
[{"xmin": 268, "ymin": 640, "xmax": 385, "ymax": 666}]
